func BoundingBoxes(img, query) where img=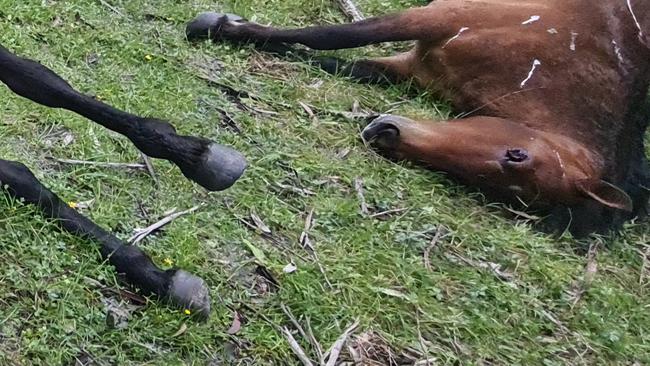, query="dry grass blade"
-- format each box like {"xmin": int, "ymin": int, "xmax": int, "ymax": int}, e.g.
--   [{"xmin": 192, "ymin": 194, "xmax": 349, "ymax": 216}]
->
[
  {"xmin": 129, "ymin": 205, "xmax": 202, "ymax": 244},
  {"xmin": 354, "ymin": 177, "xmax": 369, "ymax": 216},
  {"xmin": 300, "ymin": 208, "xmax": 315, "ymax": 251},
  {"xmin": 251, "ymin": 211, "xmax": 272, "ymax": 234},
  {"xmin": 140, "ymin": 152, "xmax": 159, "ymax": 187}
]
